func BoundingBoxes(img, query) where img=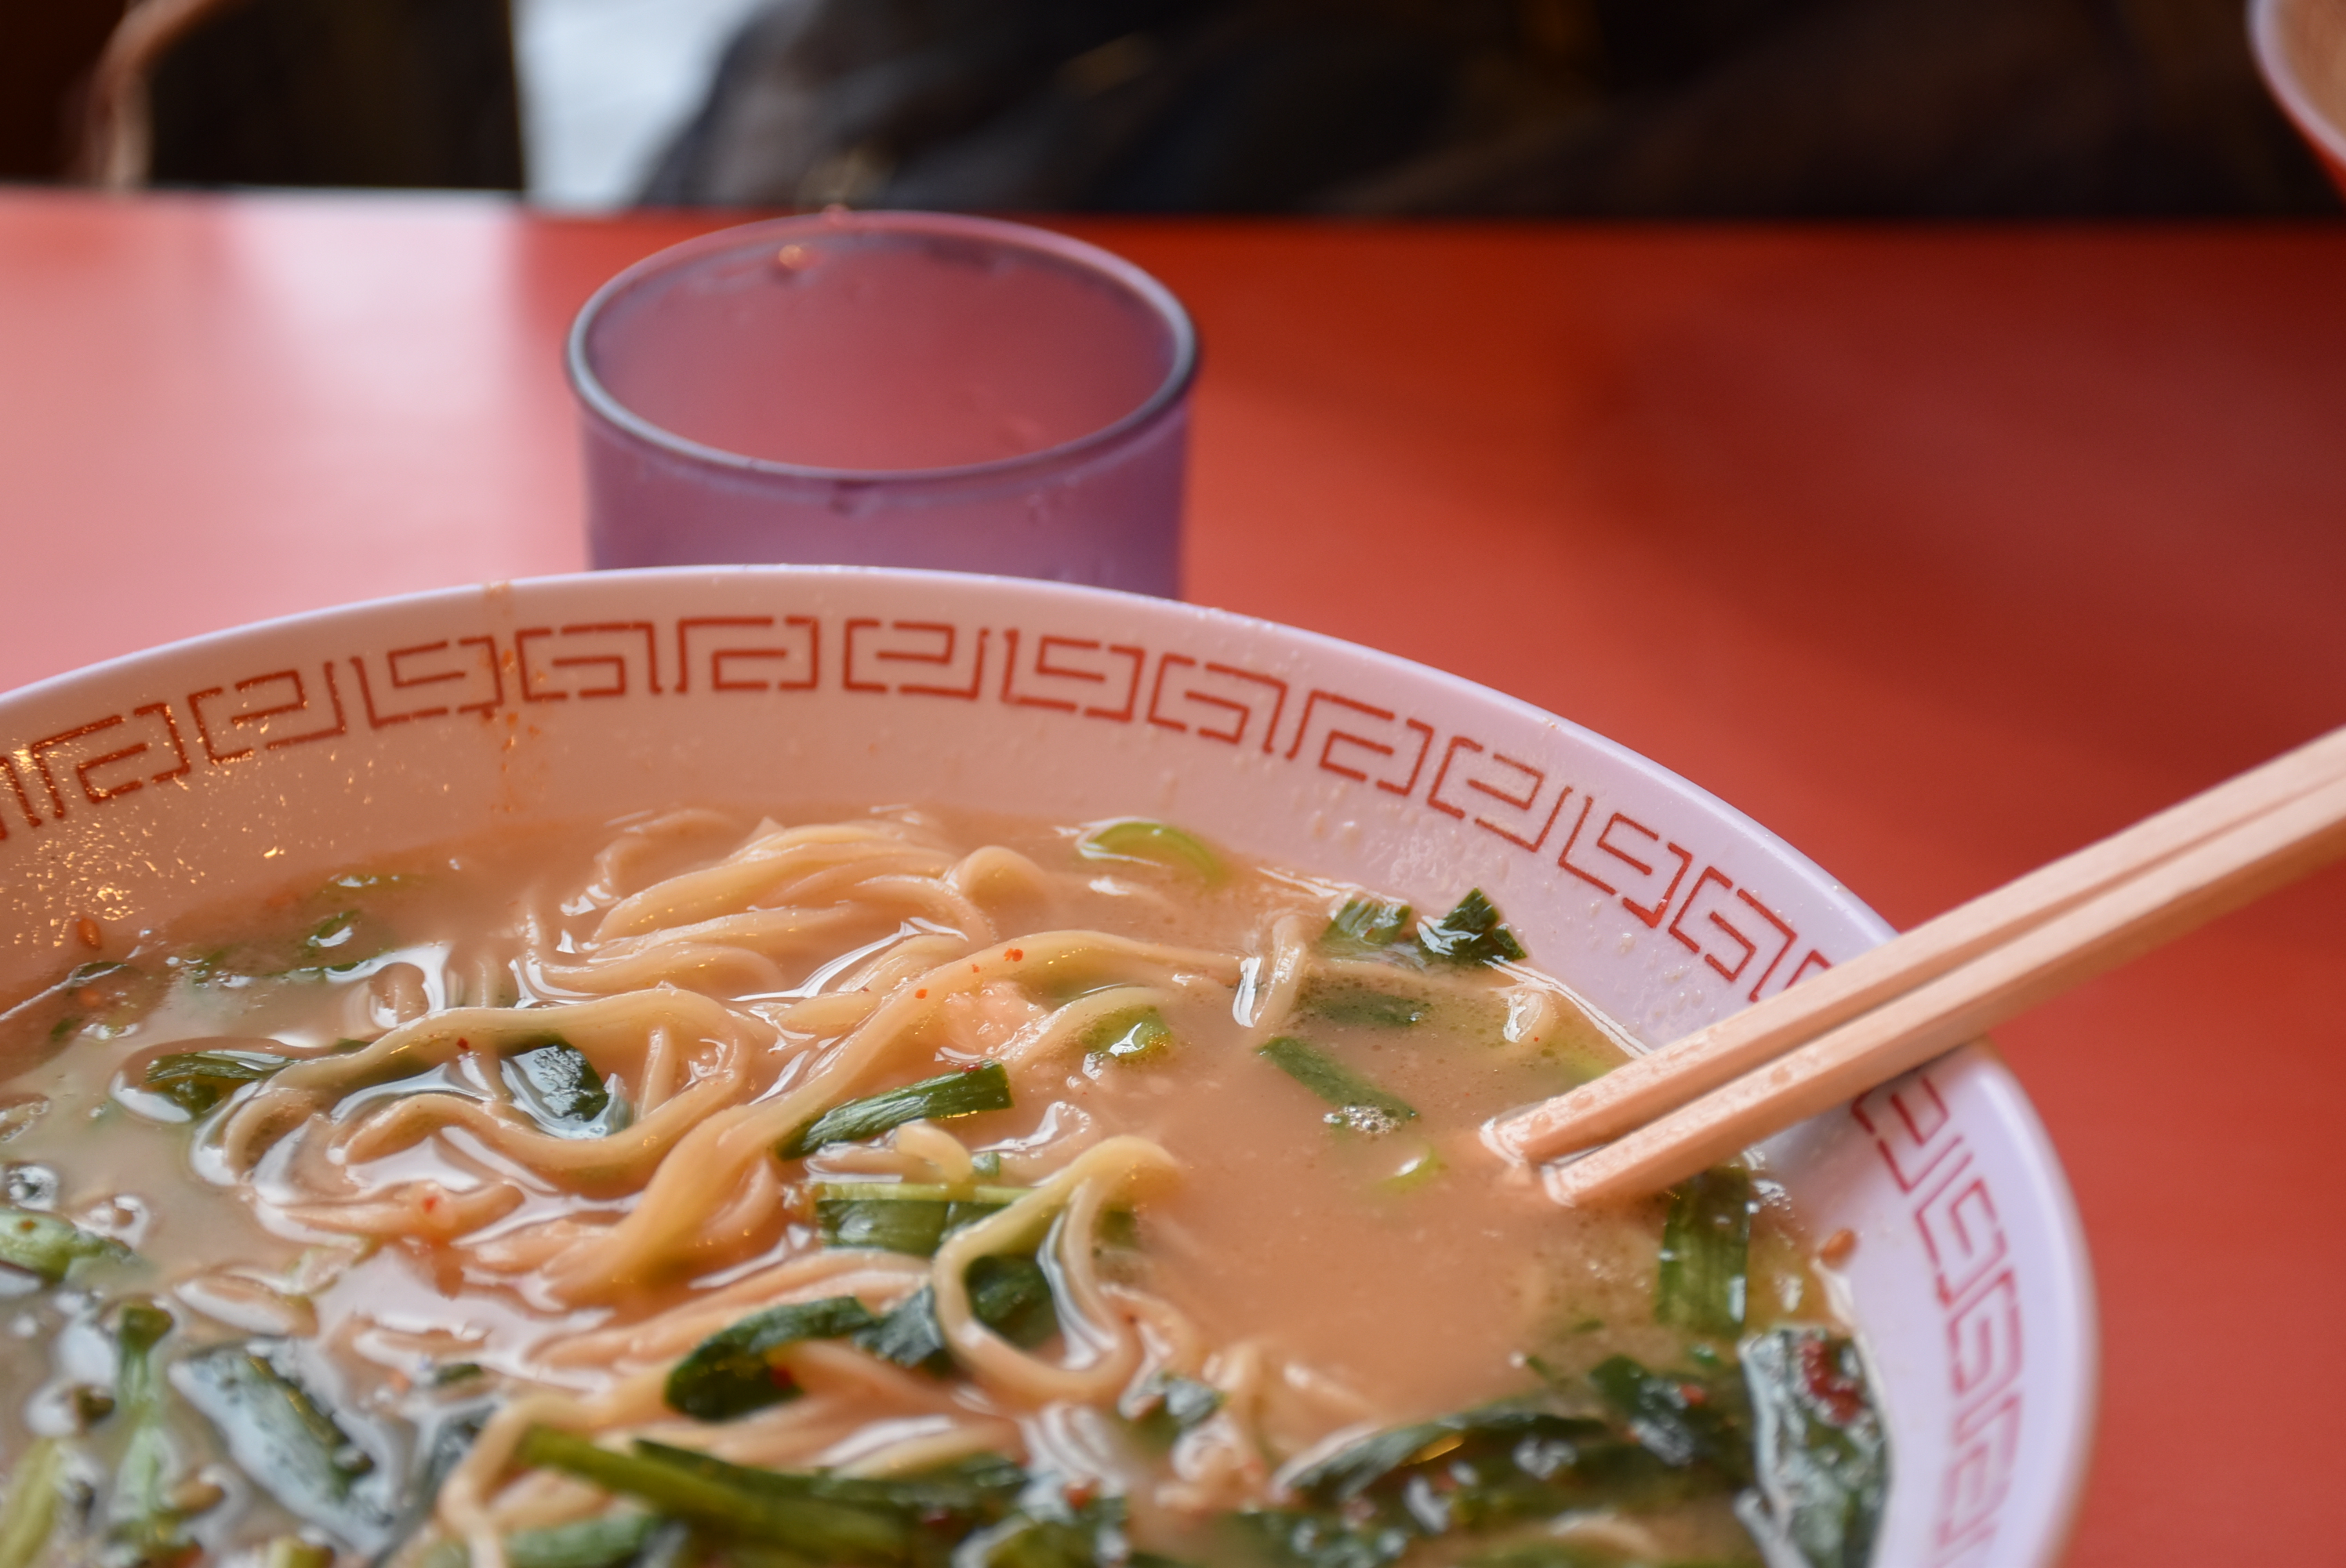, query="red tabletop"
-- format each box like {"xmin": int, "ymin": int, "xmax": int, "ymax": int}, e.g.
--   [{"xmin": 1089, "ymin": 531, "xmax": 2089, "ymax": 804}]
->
[{"xmin": 4, "ymin": 190, "xmax": 2344, "ymax": 1564}]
